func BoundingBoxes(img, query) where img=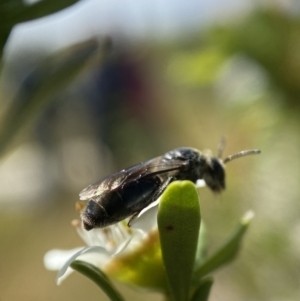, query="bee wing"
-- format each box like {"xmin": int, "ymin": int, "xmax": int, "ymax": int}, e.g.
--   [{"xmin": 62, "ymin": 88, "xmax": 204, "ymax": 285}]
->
[{"xmin": 79, "ymin": 156, "xmax": 188, "ymax": 200}]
